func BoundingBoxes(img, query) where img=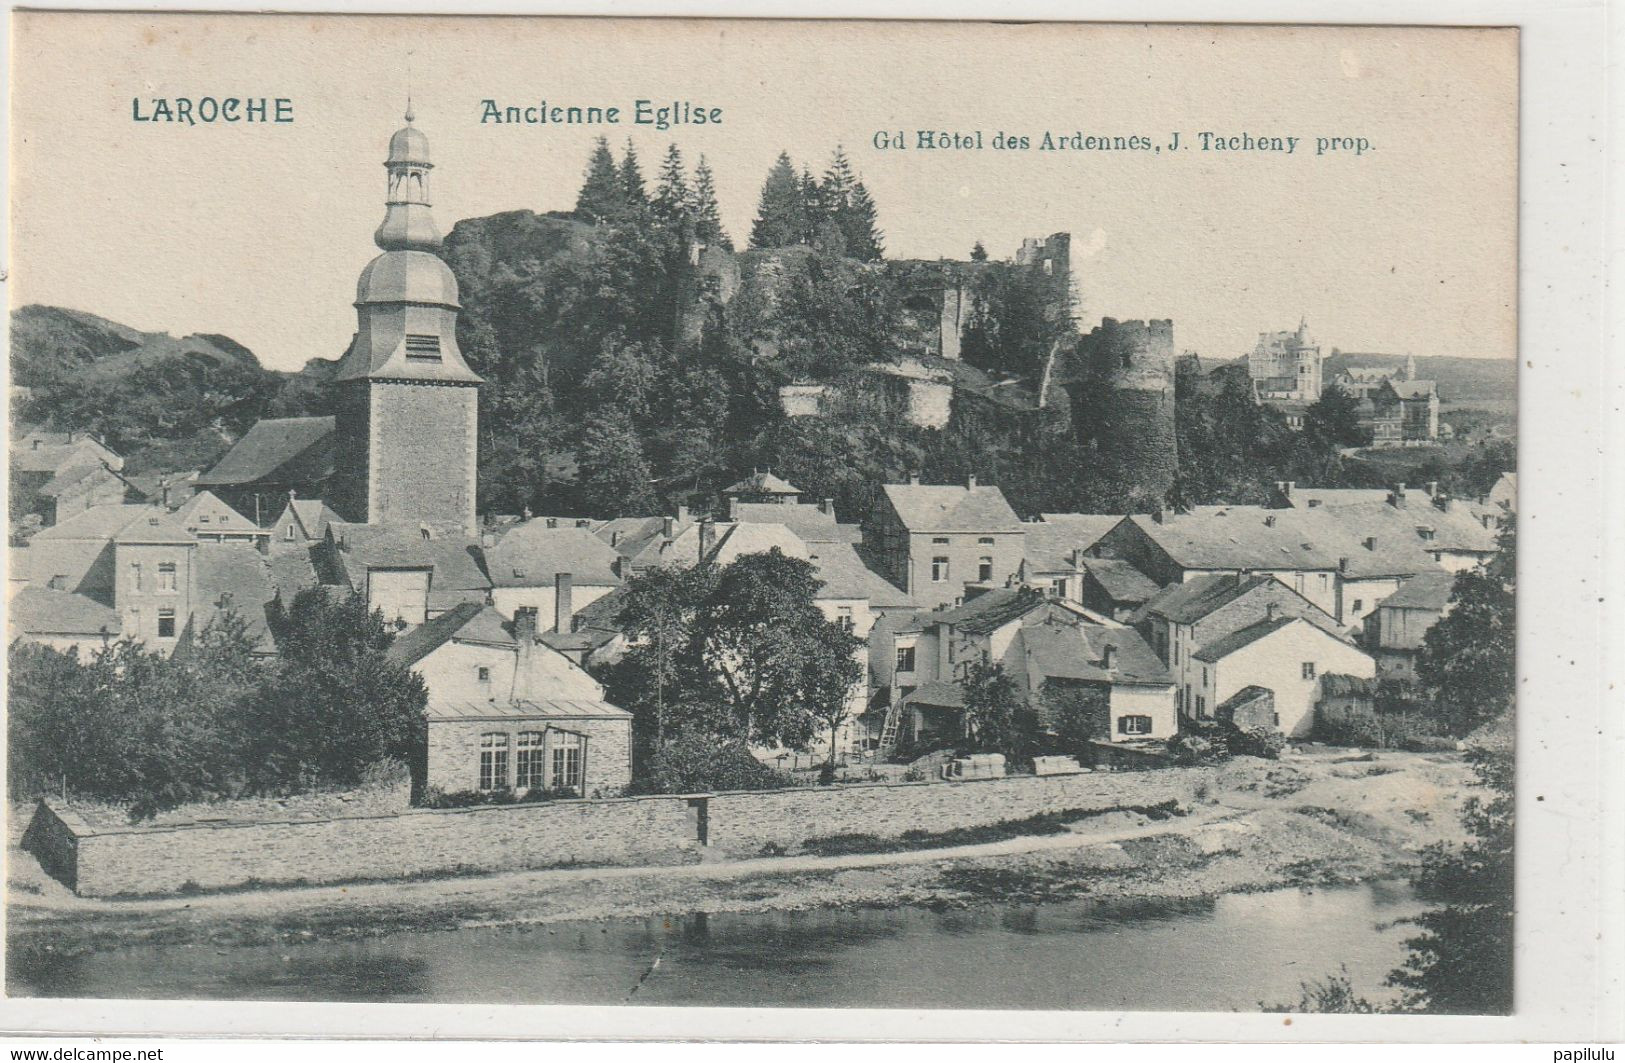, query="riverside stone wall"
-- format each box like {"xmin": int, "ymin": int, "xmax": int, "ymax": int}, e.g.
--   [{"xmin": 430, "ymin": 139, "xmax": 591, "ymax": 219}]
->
[{"xmin": 28, "ymin": 766, "xmax": 1215, "ymax": 898}]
